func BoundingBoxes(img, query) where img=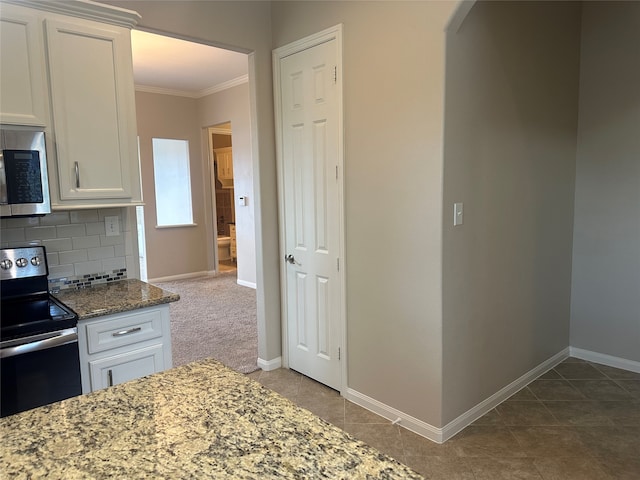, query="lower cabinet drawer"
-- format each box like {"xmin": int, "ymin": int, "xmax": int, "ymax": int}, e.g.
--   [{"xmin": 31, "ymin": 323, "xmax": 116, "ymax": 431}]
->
[
  {"xmin": 89, "ymin": 344, "xmax": 164, "ymax": 391},
  {"xmin": 85, "ymin": 308, "xmax": 164, "ymax": 354}
]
